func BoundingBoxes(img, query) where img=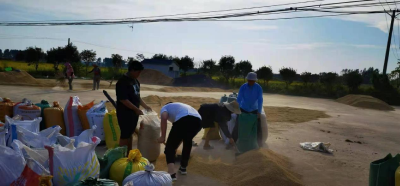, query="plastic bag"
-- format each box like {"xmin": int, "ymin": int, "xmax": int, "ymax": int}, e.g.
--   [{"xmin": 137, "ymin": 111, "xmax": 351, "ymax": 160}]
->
[
  {"xmin": 73, "ymin": 177, "xmax": 118, "ymax": 186},
  {"xmin": 110, "ymin": 149, "xmax": 149, "ymax": 186},
  {"xmin": 13, "ymin": 98, "xmax": 30, "ymax": 118},
  {"xmin": 220, "ymin": 114, "xmax": 237, "ymax": 144},
  {"xmin": 57, "ymin": 127, "xmax": 97, "ymax": 148},
  {"xmin": 10, "ymin": 158, "xmax": 52, "ymax": 186},
  {"xmin": 16, "ymin": 125, "xmax": 62, "ymax": 148},
  {"xmin": 0, "ymin": 98, "xmax": 14, "ymax": 122},
  {"xmin": 86, "ymin": 101, "xmax": 107, "ymax": 141},
  {"xmin": 103, "ymin": 110, "xmax": 120, "ymax": 149},
  {"xmin": 6, "ymin": 116, "xmax": 41, "ymax": 147},
  {"xmin": 44, "ymin": 102, "xmax": 66, "ymax": 135},
  {"xmin": 260, "ymin": 108, "xmax": 268, "ymax": 143},
  {"xmin": 0, "ymin": 123, "xmax": 6, "ymax": 146},
  {"xmin": 78, "ymin": 101, "xmax": 95, "ymax": 131},
  {"xmin": 35, "ymin": 100, "xmax": 51, "ymax": 131},
  {"xmin": 138, "ymin": 111, "xmax": 161, "ymax": 162},
  {"xmin": 300, "ymin": 142, "xmax": 333, "ymax": 153},
  {"xmin": 0, "ymin": 145, "xmax": 25, "ymax": 186},
  {"xmin": 12, "ymin": 140, "xmax": 50, "ymax": 170},
  {"xmin": 64, "ymin": 96, "xmax": 83, "ymax": 137},
  {"xmin": 98, "ymin": 146, "xmax": 127, "ymax": 179},
  {"xmin": 122, "ymin": 164, "xmax": 172, "ymax": 186},
  {"xmin": 46, "ymin": 136, "xmax": 101, "ymax": 186}
]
